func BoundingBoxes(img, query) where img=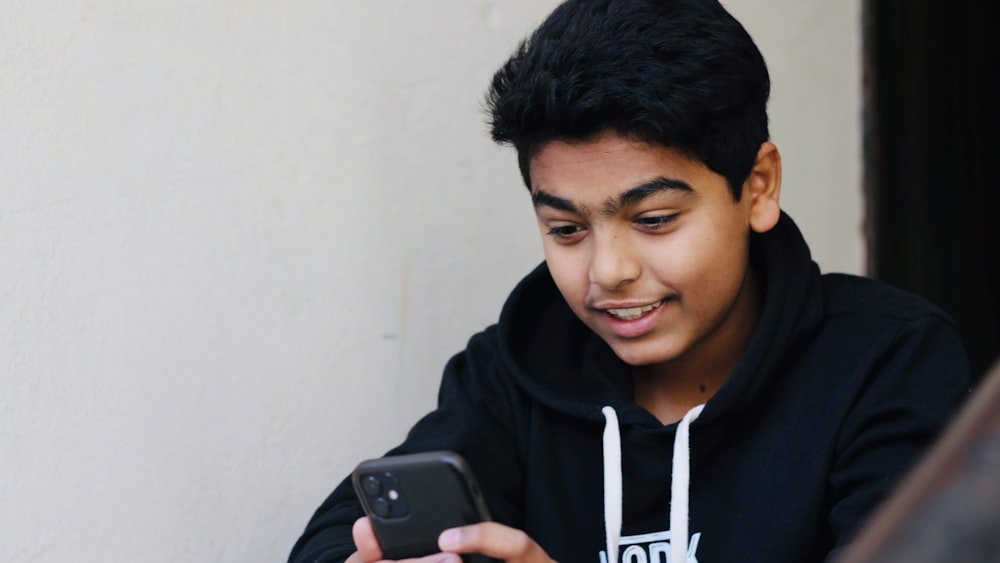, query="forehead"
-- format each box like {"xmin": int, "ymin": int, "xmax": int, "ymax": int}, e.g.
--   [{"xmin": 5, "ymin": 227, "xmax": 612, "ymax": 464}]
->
[{"xmin": 528, "ymin": 133, "xmax": 723, "ymax": 203}]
